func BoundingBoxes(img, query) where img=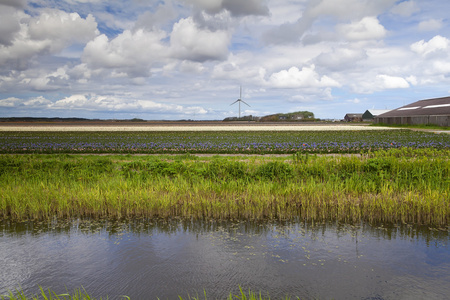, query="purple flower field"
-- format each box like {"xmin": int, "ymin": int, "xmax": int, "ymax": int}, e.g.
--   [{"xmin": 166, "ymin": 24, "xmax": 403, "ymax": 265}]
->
[{"xmin": 0, "ymin": 130, "xmax": 449, "ymax": 154}]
